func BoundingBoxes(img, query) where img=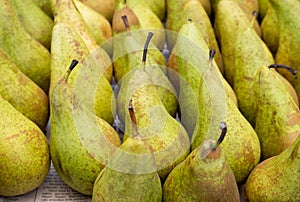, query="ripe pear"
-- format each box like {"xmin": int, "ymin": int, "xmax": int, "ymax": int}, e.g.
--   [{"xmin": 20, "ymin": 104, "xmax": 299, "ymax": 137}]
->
[
  {"xmin": 254, "ymin": 64, "xmax": 300, "ymax": 160},
  {"xmin": 73, "ymin": 0, "xmax": 112, "ymax": 46},
  {"xmin": 0, "ymin": 95, "xmax": 50, "ymax": 197},
  {"xmin": 0, "ymin": 48, "xmax": 49, "ymax": 130},
  {"xmin": 50, "ymin": 22, "xmax": 115, "ymax": 124},
  {"xmin": 8, "ymin": 0, "xmax": 53, "ymax": 50},
  {"xmin": 55, "ymin": 0, "xmax": 112, "ymax": 82},
  {"xmin": 50, "ymin": 61, "xmax": 121, "ymax": 195},
  {"xmin": 0, "ymin": 0, "xmax": 50, "ymax": 92},
  {"xmin": 163, "ymin": 122, "xmax": 240, "ymax": 202},
  {"xmin": 78, "ymin": 0, "xmax": 115, "ymax": 22},
  {"xmin": 214, "ymin": 0, "xmax": 256, "ymax": 86},
  {"xmin": 141, "ymin": 0, "xmax": 166, "ymax": 20},
  {"xmin": 268, "ymin": 0, "xmax": 300, "ymax": 101},
  {"xmin": 92, "ymin": 133, "xmax": 162, "ymax": 202},
  {"xmin": 172, "ymin": 26, "xmax": 260, "ymax": 183},
  {"xmin": 166, "ymin": 0, "xmax": 221, "ymax": 70},
  {"xmin": 114, "ymin": 25, "xmax": 178, "ymax": 122},
  {"xmin": 261, "ymin": 5, "xmax": 278, "ymax": 55},
  {"xmin": 245, "ymin": 135, "xmax": 300, "ymax": 201}
]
